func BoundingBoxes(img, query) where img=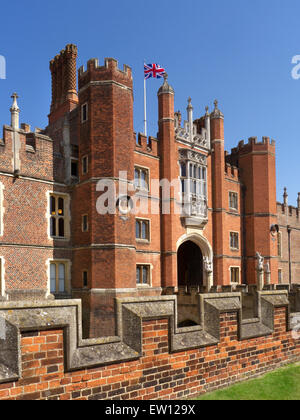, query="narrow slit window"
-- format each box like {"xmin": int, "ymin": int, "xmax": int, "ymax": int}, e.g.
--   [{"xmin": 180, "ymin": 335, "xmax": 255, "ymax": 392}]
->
[{"xmin": 82, "ymin": 215, "xmax": 89, "ymax": 232}]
